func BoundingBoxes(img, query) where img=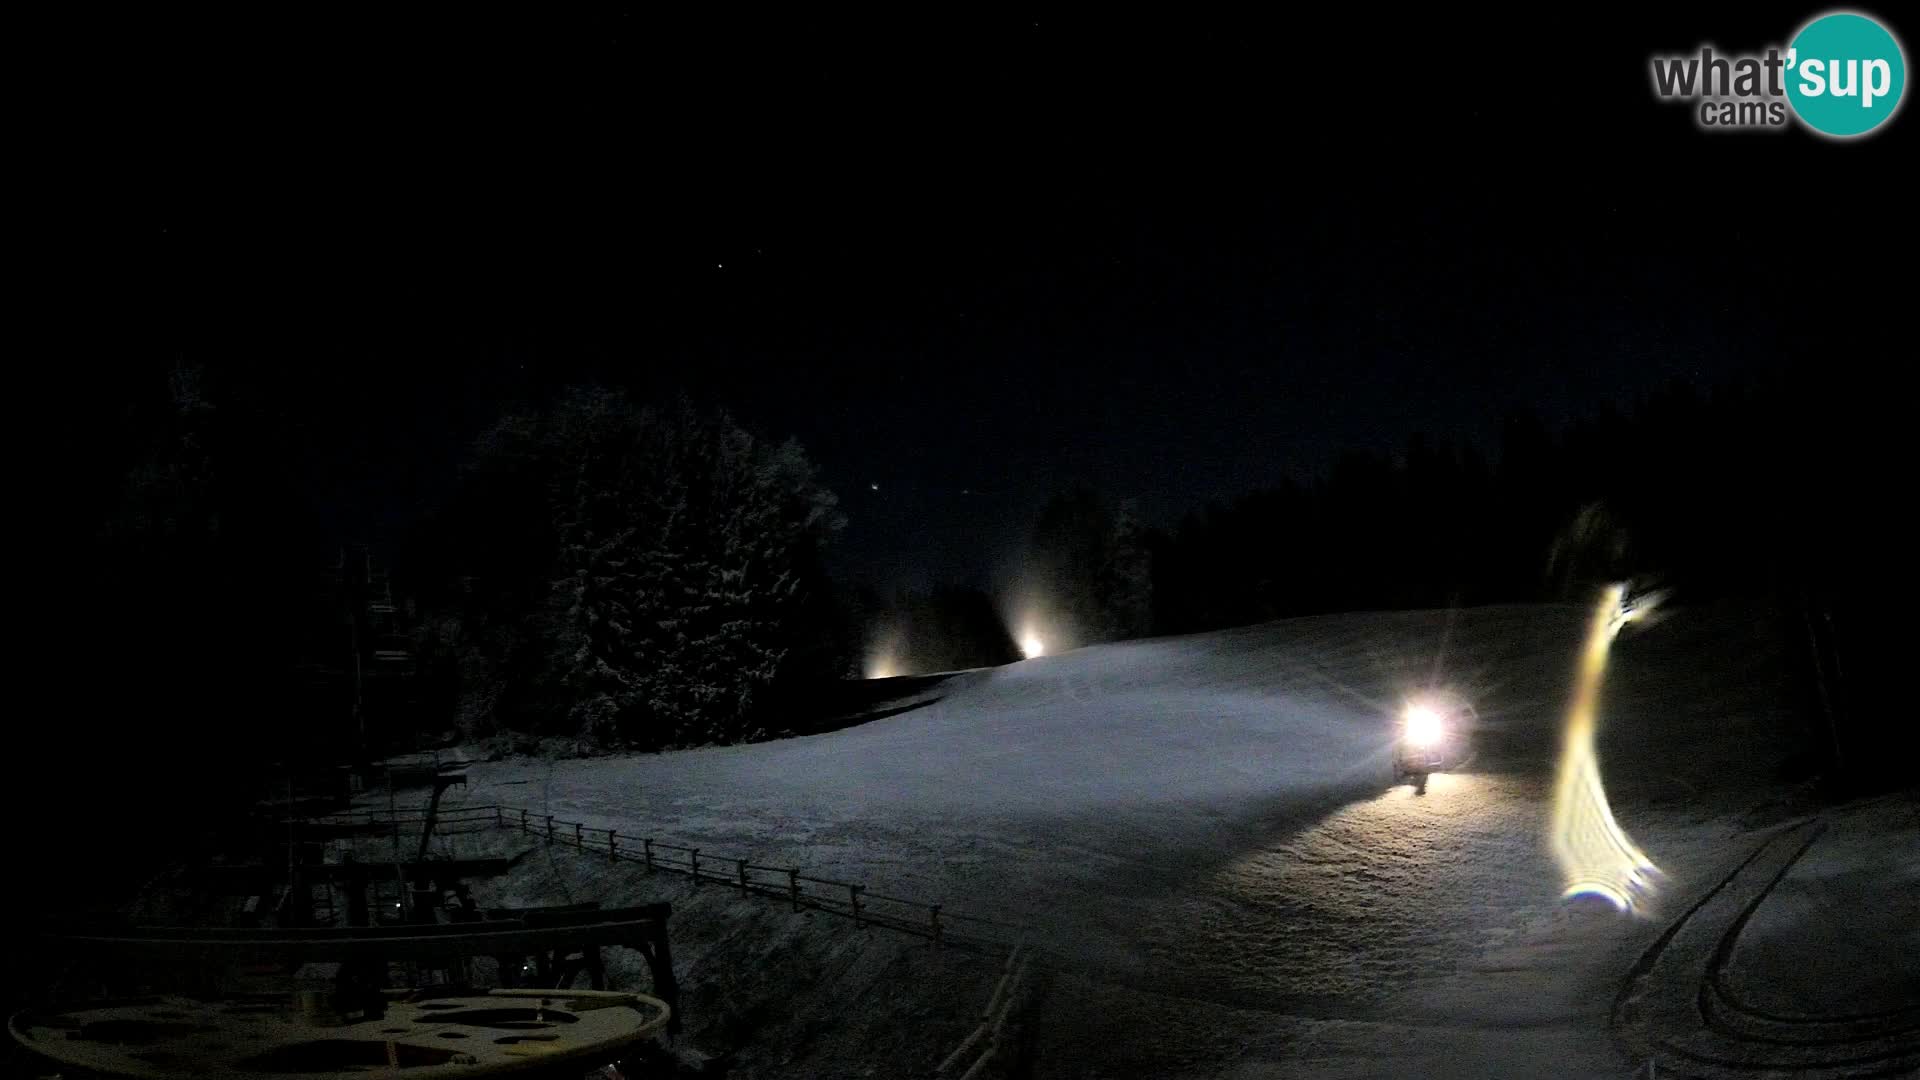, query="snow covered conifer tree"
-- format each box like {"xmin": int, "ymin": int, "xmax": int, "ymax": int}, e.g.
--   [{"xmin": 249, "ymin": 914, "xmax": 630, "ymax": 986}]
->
[
  {"xmin": 1100, "ymin": 500, "xmax": 1154, "ymax": 639},
  {"xmin": 1027, "ymin": 486, "xmax": 1155, "ymax": 646},
  {"xmin": 452, "ymin": 386, "xmax": 841, "ymax": 748}
]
